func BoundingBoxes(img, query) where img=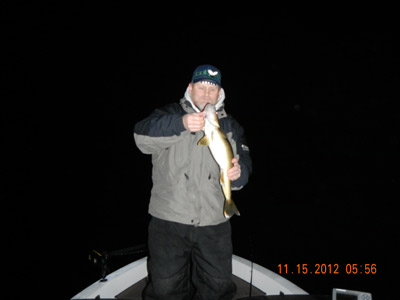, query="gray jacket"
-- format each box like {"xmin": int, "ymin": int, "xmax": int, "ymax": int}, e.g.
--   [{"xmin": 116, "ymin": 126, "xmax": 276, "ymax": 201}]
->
[{"xmin": 134, "ymin": 91, "xmax": 252, "ymax": 226}]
